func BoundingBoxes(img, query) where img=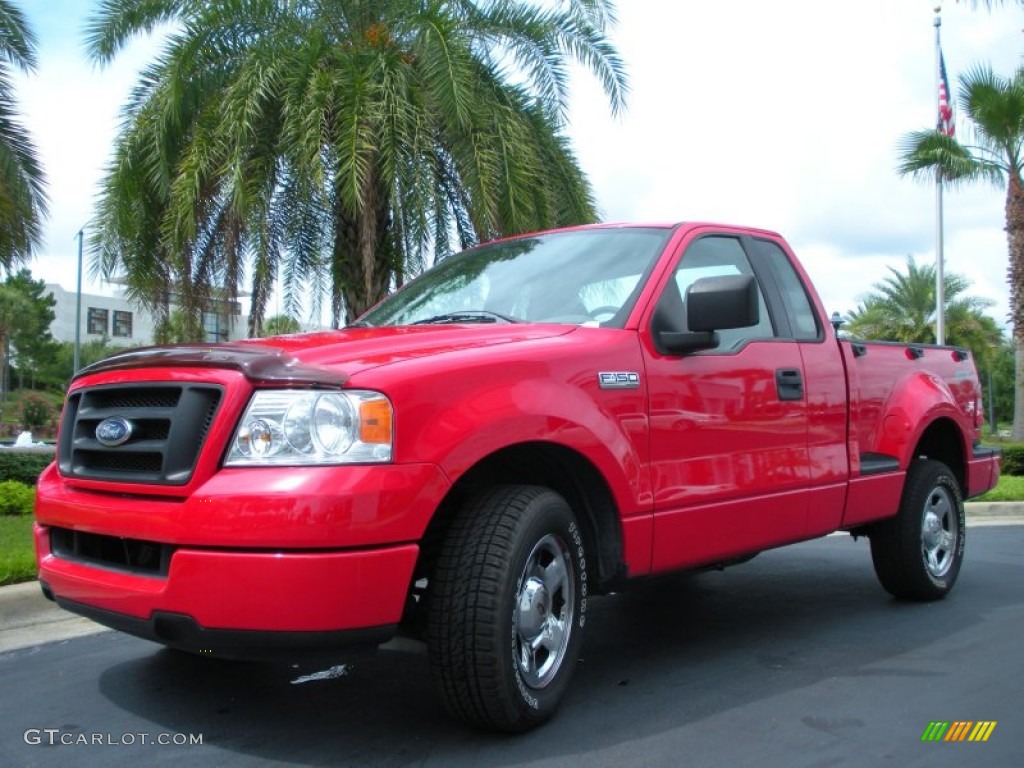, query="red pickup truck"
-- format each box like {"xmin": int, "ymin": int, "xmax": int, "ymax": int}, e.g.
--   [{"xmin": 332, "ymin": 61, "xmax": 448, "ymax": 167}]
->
[{"xmin": 35, "ymin": 222, "xmax": 1000, "ymax": 731}]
